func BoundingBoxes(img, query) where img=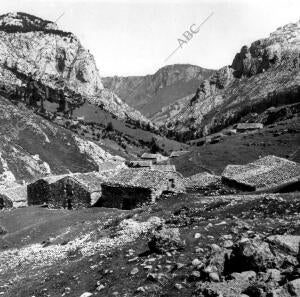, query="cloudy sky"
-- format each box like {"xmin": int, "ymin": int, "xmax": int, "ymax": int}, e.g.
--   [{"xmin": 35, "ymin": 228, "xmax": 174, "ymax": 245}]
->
[{"xmin": 1, "ymin": 0, "xmax": 299, "ymax": 76}]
